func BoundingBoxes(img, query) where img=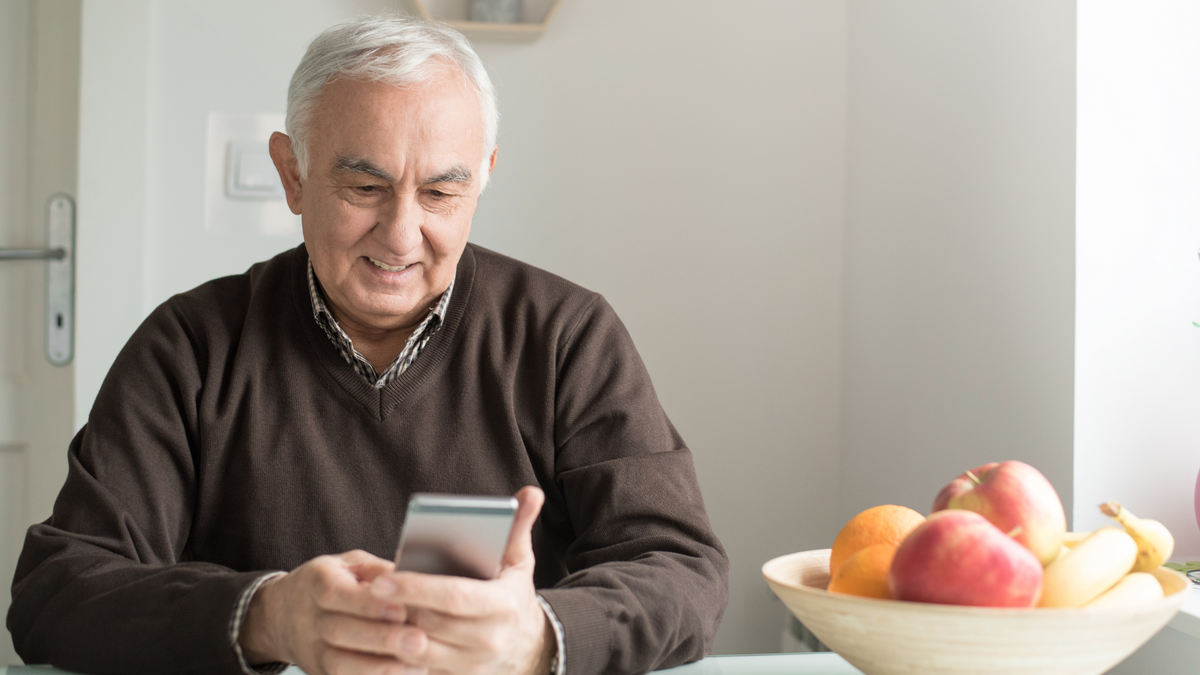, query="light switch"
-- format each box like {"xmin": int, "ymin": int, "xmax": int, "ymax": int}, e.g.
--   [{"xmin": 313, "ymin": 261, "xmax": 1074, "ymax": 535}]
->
[
  {"xmin": 226, "ymin": 141, "xmax": 284, "ymax": 199},
  {"xmin": 204, "ymin": 112, "xmax": 299, "ymax": 235}
]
